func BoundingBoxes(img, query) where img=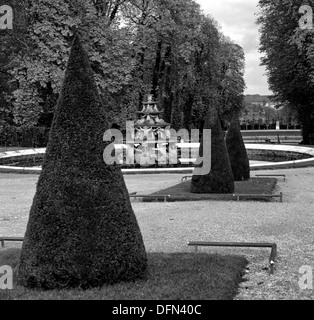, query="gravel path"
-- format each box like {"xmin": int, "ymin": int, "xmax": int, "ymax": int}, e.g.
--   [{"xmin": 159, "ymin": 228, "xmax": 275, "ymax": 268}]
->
[{"xmin": 0, "ymin": 168, "xmax": 313, "ymax": 300}]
